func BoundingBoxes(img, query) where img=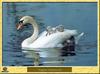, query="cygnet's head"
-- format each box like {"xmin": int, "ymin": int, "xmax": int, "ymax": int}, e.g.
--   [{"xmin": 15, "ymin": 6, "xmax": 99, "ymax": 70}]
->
[
  {"xmin": 56, "ymin": 24, "xmax": 64, "ymax": 32},
  {"xmin": 46, "ymin": 26, "xmax": 52, "ymax": 31},
  {"xmin": 16, "ymin": 16, "xmax": 35, "ymax": 30}
]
